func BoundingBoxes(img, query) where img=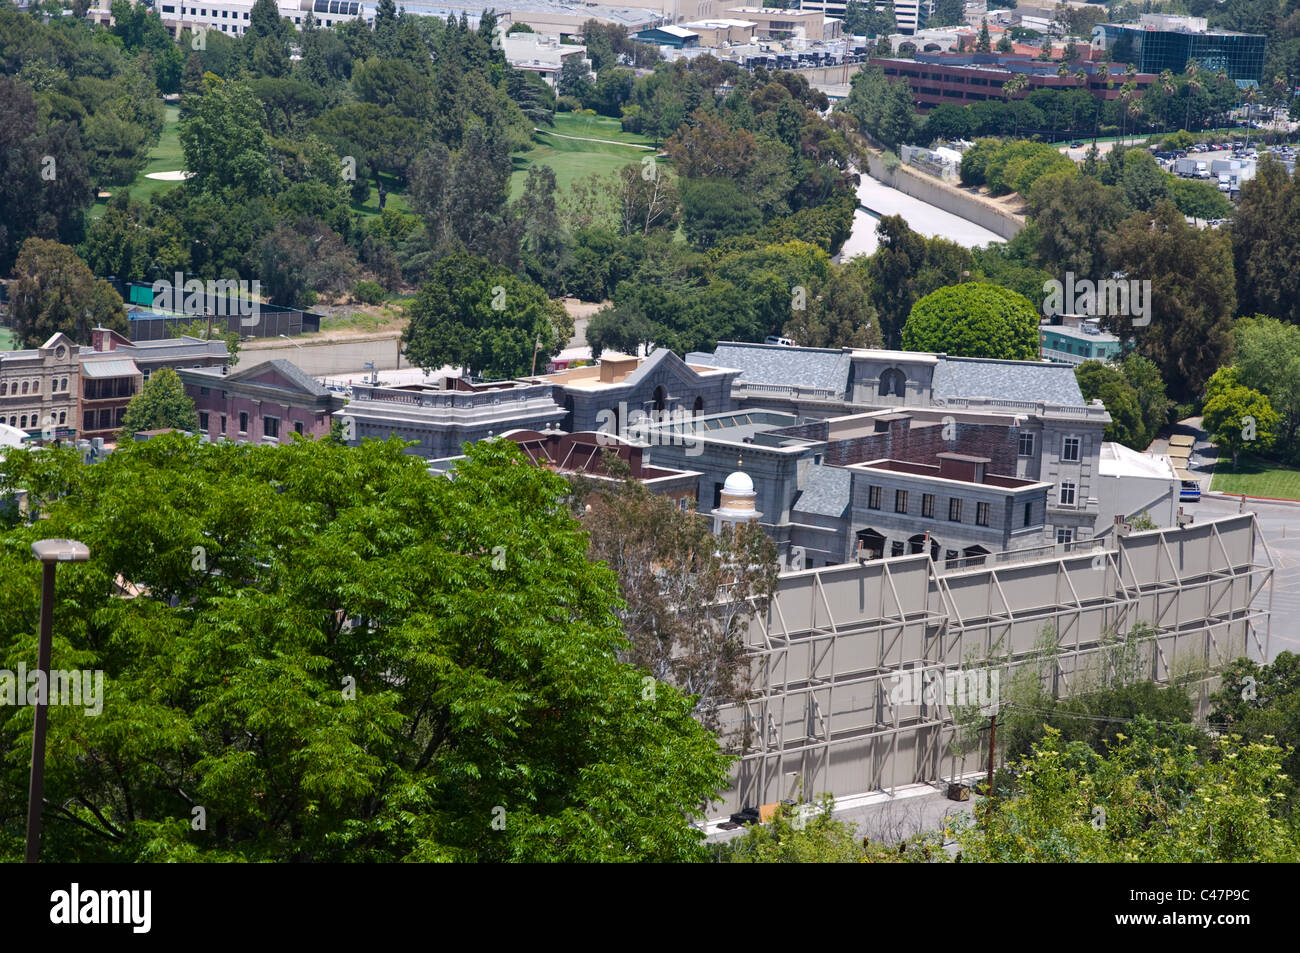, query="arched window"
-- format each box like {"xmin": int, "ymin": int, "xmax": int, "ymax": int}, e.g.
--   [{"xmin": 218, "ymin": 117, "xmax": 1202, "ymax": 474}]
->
[
  {"xmin": 59, "ymin": 411, "xmax": 66, "ymax": 424},
  {"xmin": 653, "ymin": 385, "xmax": 667, "ymax": 414},
  {"xmin": 7, "ymin": 417, "xmax": 13, "ymax": 427},
  {"xmin": 0, "ymin": 382, "xmax": 6, "ymax": 396},
  {"xmin": 20, "ymin": 415, "xmax": 27, "ymax": 428},
  {"xmin": 61, "ymin": 377, "xmax": 68, "ymax": 391},
  {"xmin": 878, "ymin": 367, "xmax": 906, "ymax": 398},
  {"xmin": 693, "ymin": 395, "xmax": 704, "ymax": 416},
  {"xmin": 21, "ymin": 381, "xmax": 28, "ymax": 395},
  {"xmin": 32, "ymin": 380, "xmax": 38, "ymax": 393}
]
